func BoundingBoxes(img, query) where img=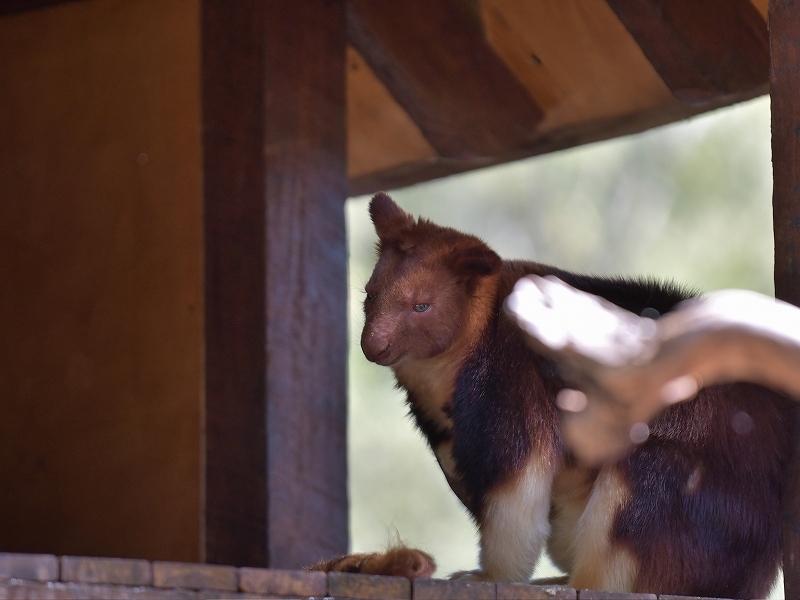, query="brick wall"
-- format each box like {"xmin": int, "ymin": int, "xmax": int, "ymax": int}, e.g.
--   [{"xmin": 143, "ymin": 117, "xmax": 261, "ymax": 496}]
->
[{"xmin": 0, "ymin": 552, "xmax": 730, "ymax": 599}]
